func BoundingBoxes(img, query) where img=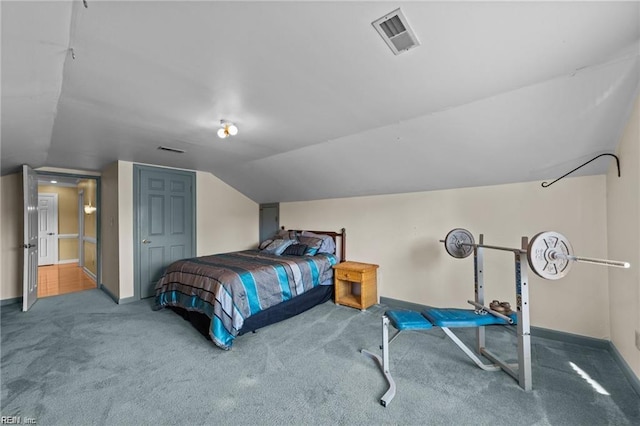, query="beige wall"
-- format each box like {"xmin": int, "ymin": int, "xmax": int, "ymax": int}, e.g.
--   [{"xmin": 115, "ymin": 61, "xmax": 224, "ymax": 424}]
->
[
  {"xmin": 59, "ymin": 239, "xmax": 78, "ymax": 261},
  {"xmin": 118, "ymin": 161, "xmax": 135, "ymax": 299},
  {"xmin": 1, "ymin": 173, "xmax": 23, "ymax": 300},
  {"xmin": 196, "ymin": 171, "xmax": 259, "ymax": 255},
  {"xmin": 607, "ymin": 94, "xmax": 640, "ymax": 377},
  {"xmin": 282, "ymin": 175, "xmax": 610, "ymax": 339},
  {"xmin": 84, "ymin": 241, "xmax": 97, "ymax": 275},
  {"xmin": 100, "ymin": 162, "xmax": 120, "ymax": 299}
]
